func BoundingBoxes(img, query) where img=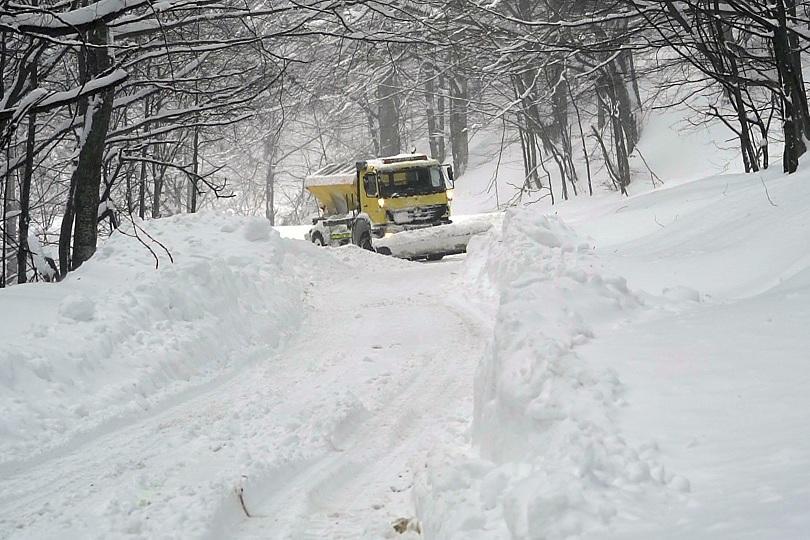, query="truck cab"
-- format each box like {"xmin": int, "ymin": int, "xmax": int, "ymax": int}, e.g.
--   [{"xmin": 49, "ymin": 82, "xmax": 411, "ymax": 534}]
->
[{"xmin": 358, "ymin": 154, "xmax": 453, "ymax": 235}]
